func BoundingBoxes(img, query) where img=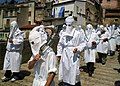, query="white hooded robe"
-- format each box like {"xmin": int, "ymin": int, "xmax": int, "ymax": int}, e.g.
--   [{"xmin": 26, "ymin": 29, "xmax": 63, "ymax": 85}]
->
[
  {"xmin": 84, "ymin": 24, "xmax": 99, "ymax": 63},
  {"xmin": 28, "ymin": 25, "xmax": 57, "ymax": 86},
  {"xmin": 3, "ymin": 21, "xmax": 24, "ymax": 72},
  {"xmin": 57, "ymin": 28, "xmax": 86, "ymax": 85}
]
